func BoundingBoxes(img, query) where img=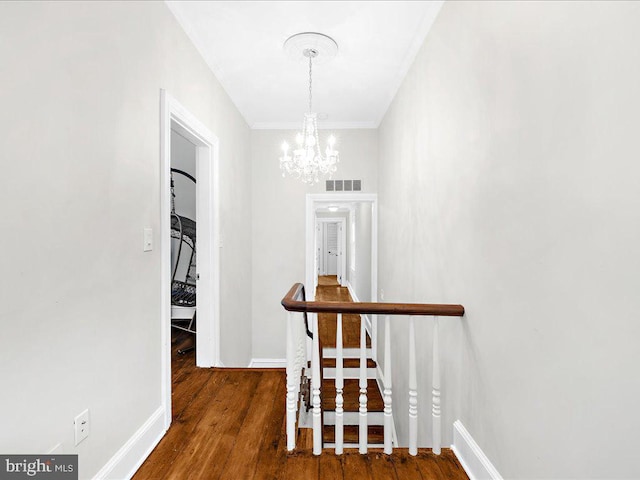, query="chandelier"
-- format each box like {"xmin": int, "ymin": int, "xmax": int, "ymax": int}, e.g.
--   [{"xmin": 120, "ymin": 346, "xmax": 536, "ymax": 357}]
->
[{"xmin": 280, "ymin": 33, "xmax": 339, "ymax": 185}]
